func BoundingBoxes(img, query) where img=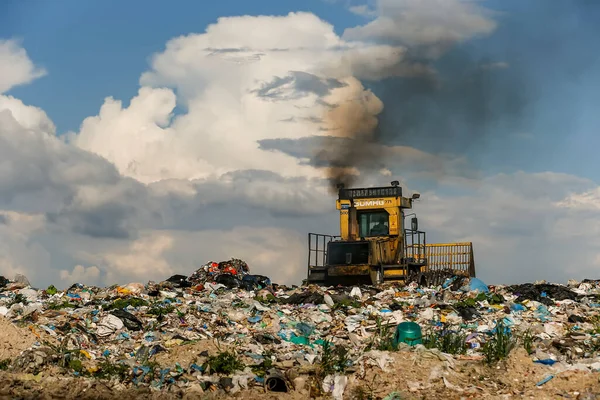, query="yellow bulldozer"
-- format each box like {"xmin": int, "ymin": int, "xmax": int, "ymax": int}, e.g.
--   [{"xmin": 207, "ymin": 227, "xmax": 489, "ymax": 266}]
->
[{"xmin": 306, "ymin": 181, "xmax": 476, "ymax": 286}]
